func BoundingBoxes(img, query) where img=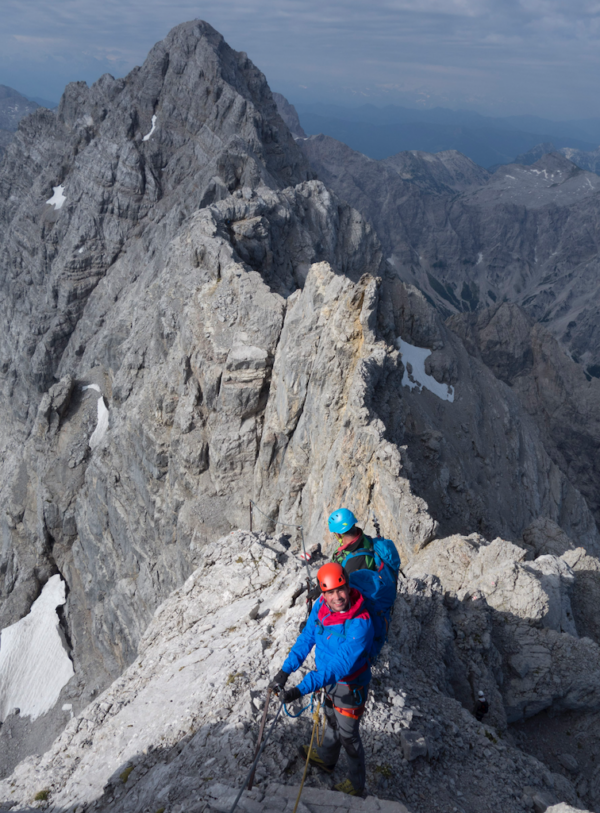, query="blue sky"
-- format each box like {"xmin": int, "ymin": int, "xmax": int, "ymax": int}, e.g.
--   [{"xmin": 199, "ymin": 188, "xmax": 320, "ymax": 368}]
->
[{"xmin": 2, "ymin": 0, "xmax": 600, "ymax": 118}]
